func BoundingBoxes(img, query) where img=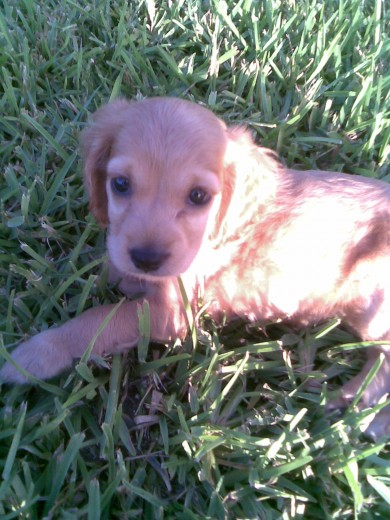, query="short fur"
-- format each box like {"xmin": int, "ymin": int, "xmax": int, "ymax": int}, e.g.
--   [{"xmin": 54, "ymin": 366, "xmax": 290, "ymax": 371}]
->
[{"xmin": 2, "ymin": 97, "xmax": 390, "ymax": 439}]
